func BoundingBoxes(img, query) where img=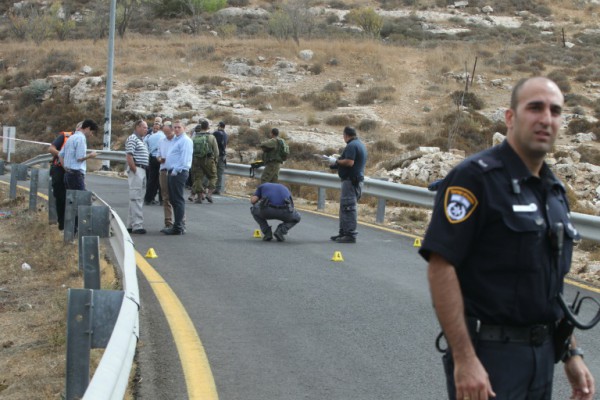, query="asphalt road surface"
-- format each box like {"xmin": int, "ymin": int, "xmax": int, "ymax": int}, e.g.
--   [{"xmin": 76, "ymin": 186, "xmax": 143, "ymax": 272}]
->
[{"xmin": 6, "ymin": 172, "xmax": 599, "ymax": 399}]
